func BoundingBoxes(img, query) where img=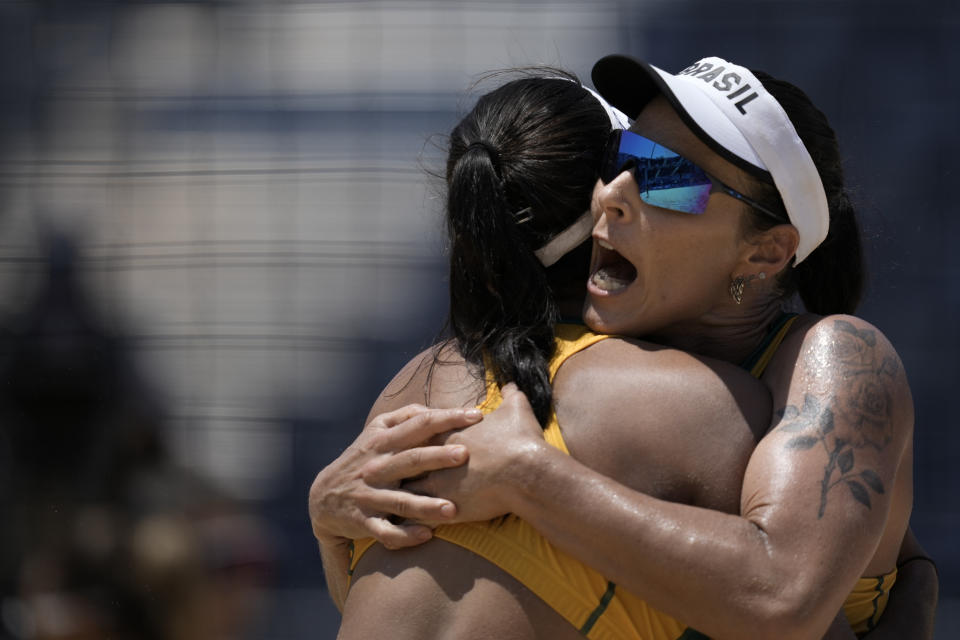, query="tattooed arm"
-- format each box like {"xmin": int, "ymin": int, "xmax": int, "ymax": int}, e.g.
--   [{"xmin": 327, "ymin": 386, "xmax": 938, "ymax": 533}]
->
[
  {"xmin": 415, "ymin": 316, "xmax": 913, "ymax": 640},
  {"xmin": 729, "ymin": 315, "xmax": 913, "ymax": 628}
]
